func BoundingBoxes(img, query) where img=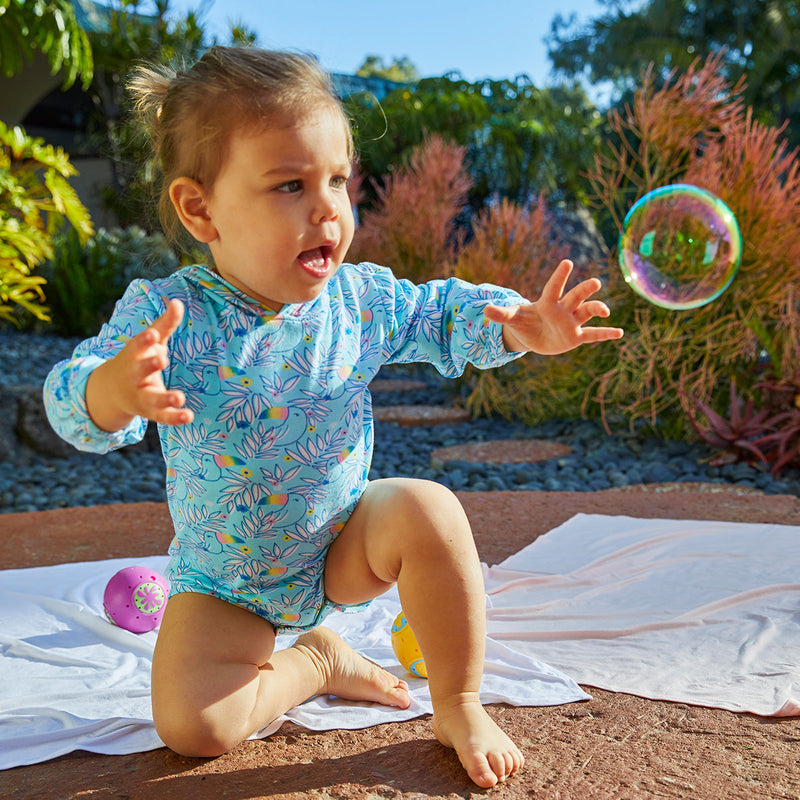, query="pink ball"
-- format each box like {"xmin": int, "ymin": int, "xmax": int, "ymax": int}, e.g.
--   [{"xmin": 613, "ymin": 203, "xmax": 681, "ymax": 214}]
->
[{"xmin": 103, "ymin": 566, "xmax": 170, "ymax": 633}]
